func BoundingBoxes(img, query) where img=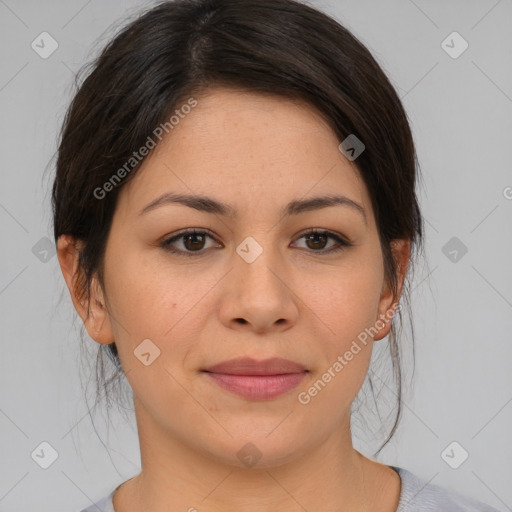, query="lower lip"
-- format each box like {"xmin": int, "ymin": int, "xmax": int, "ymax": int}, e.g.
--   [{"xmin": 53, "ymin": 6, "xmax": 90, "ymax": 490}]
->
[{"xmin": 204, "ymin": 372, "xmax": 307, "ymax": 400}]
